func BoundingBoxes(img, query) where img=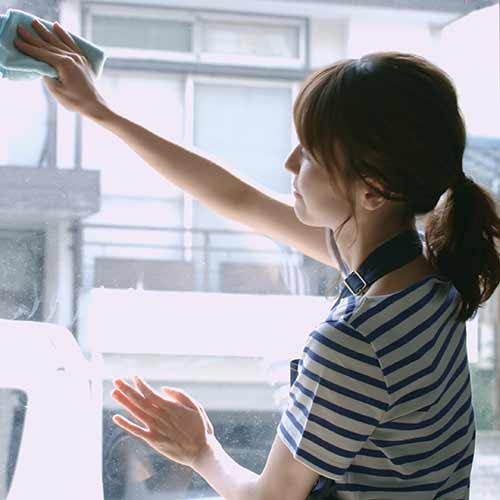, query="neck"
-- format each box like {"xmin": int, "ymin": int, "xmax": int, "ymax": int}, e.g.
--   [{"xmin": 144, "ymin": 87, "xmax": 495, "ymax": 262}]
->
[{"xmin": 333, "ymin": 217, "xmax": 417, "ymax": 273}]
